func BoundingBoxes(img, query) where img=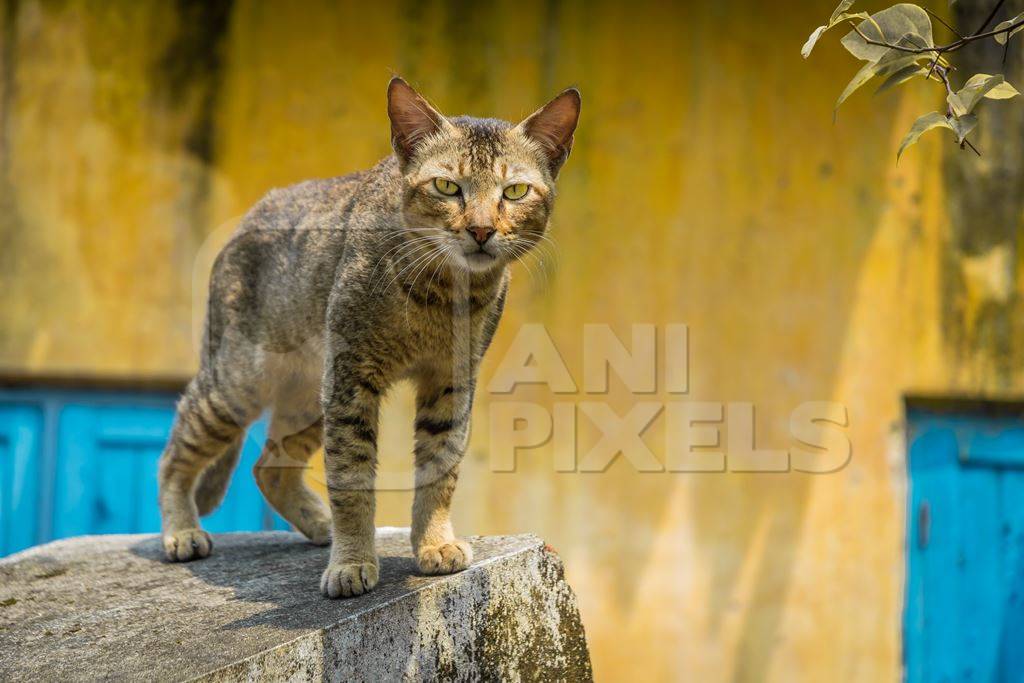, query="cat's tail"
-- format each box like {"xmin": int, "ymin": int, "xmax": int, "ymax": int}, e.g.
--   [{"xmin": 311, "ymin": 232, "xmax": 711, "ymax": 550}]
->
[{"xmin": 195, "ymin": 438, "xmax": 243, "ymax": 516}]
